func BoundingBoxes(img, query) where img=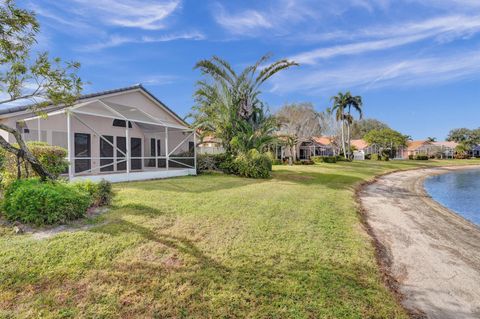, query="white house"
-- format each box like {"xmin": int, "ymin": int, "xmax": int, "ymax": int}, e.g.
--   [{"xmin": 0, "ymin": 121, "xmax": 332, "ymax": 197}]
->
[{"xmin": 0, "ymin": 85, "xmax": 196, "ymax": 182}]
